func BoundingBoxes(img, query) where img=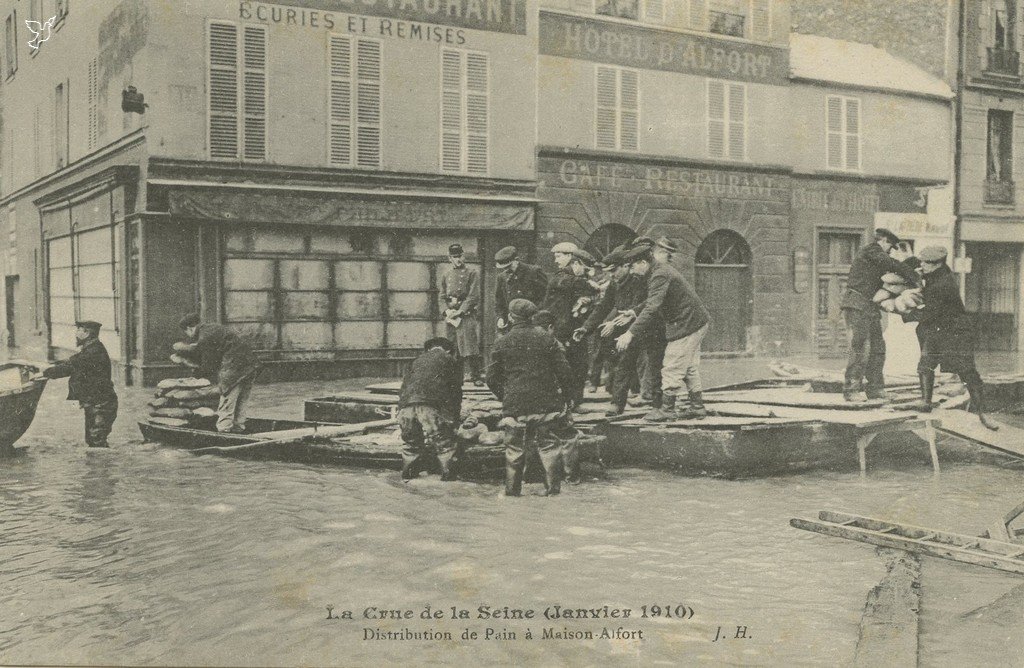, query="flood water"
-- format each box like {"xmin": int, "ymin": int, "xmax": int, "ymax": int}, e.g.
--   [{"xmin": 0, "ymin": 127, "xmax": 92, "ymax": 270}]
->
[{"xmin": 3, "ymin": 381, "xmax": 1024, "ymax": 666}]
